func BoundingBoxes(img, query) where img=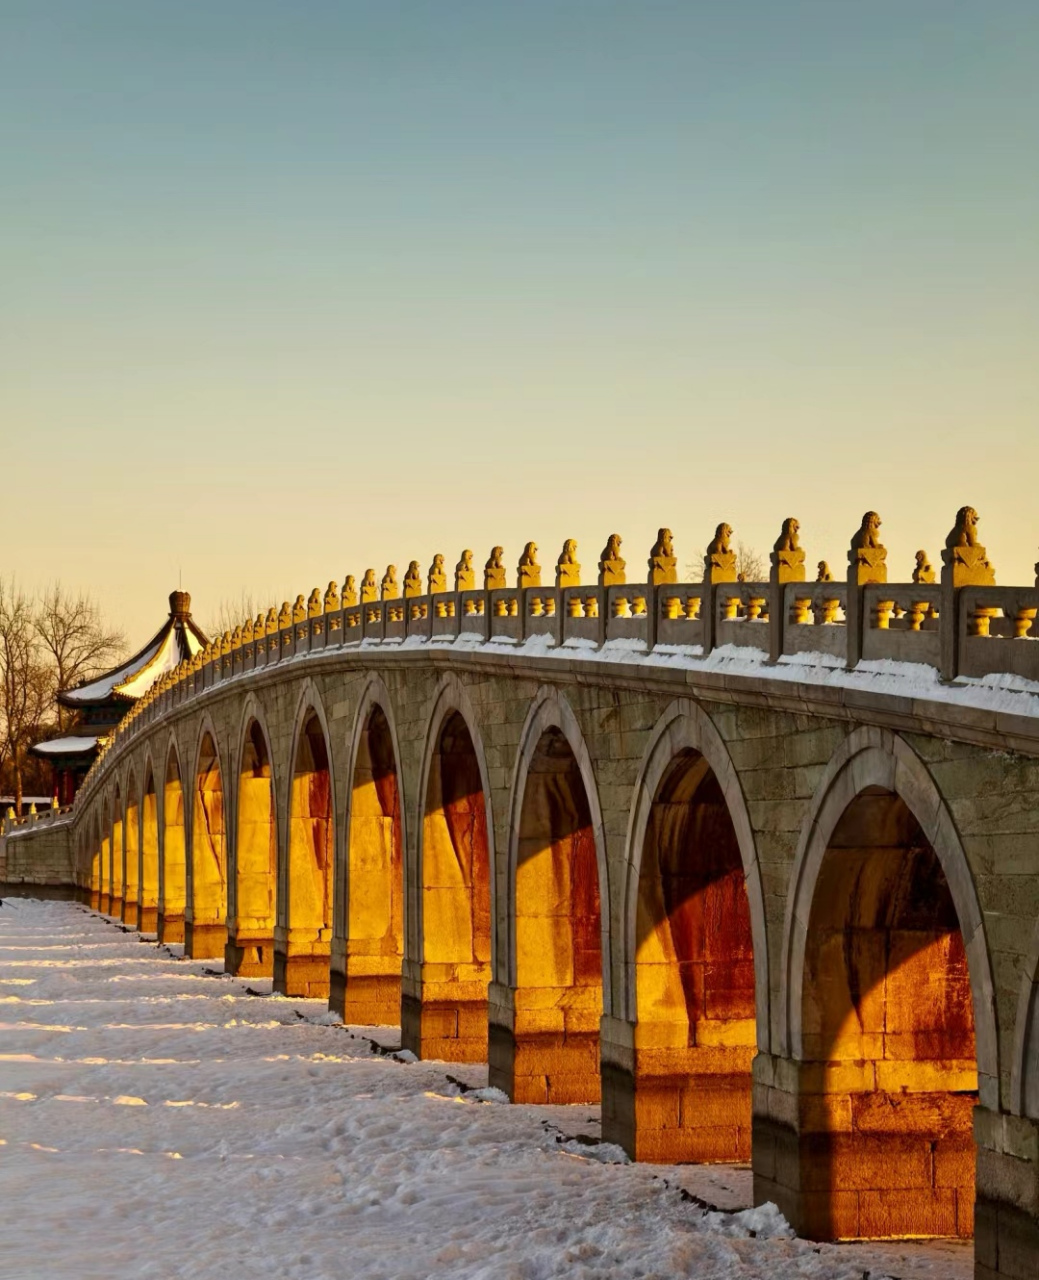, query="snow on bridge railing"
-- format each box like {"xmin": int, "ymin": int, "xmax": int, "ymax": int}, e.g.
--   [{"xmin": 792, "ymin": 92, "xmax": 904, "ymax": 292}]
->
[
  {"xmin": 79, "ymin": 506, "xmax": 1039, "ymax": 794},
  {"xmin": 2, "ymin": 801, "xmax": 74, "ymax": 837}
]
